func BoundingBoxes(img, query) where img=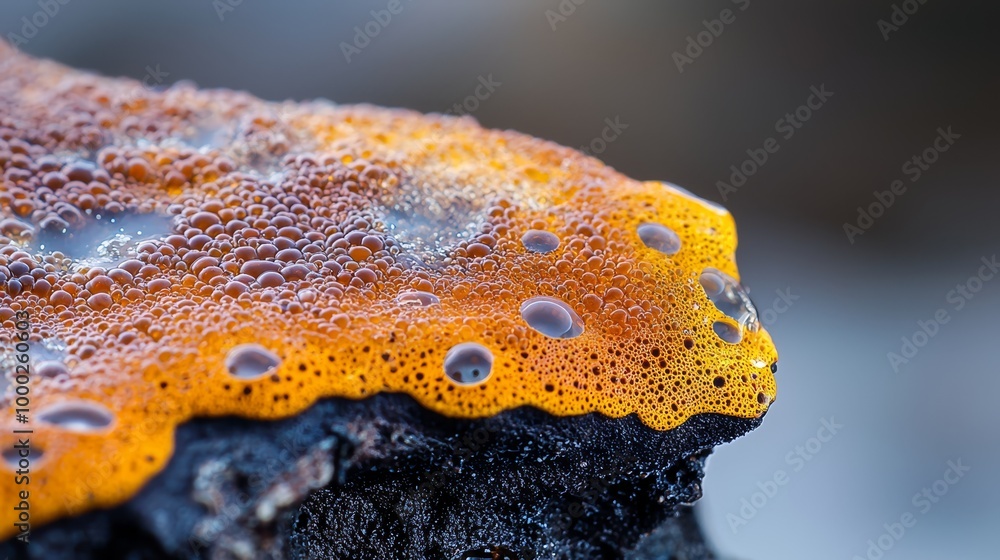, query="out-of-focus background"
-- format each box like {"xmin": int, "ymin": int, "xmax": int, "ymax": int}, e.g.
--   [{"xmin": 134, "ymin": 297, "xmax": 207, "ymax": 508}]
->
[{"xmin": 4, "ymin": 1, "xmax": 997, "ymax": 558}]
